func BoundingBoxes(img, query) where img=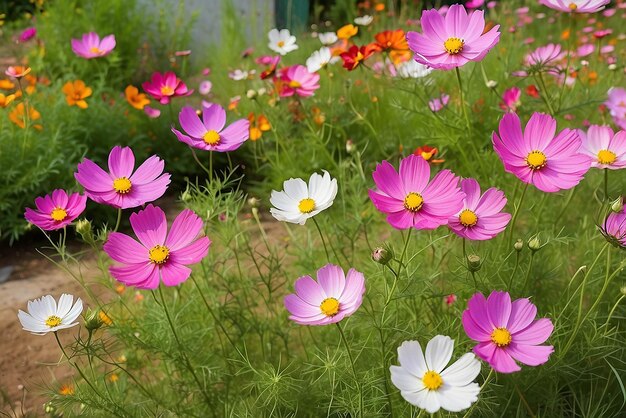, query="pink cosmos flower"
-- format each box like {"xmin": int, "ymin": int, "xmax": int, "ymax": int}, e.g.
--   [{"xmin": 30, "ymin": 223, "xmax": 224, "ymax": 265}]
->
[
  {"xmin": 142, "ymin": 71, "xmax": 192, "ymax": 105},
  {"xmin": 104, "ymin": 205, "xmax": 210, "ymax": 289},
  {"xmin": 172, "ymin": 103, "xmax": 249, "ymax": 152},
  {"xmin": 600, "ymin": 209, "xmax": 626, "ymax": 248},
  {"xmin": 576, "ymin": 44, "xmax": 595, "ymax": 57},
  {"xmin": 24, "ymin": 190, "xmax": 87, "ymax": 231},
  {"xmin": 278, "ymin": 65, "xmax": 320, "ymax": 97},
  {"xmin": 144, "ymin": 106, "xmax": 161, "ymax": 118},
  {"xmin": 18, "ymin": 27, "xmax": 36, "ymax": 43},
  {"xmin": 448, "ymin": 178, "xmax": 511, "ymax": 241},
  {"xmin": 75, "ymin": 146, "xmax": 171, "ymax": 209},
  {"xmin": 539, "ymin": 0, "xmax": 609, "ymax": 13},
  {"xmin": 369, "ymin": 154, "xmax": 465, "ymax": 230},
  {"xmin": 499, "ymin": 87, "xmax": 521, "ymax": 112},
  {"xmin": 579, "ymin": 125, "xmax": 626, "ymax": 170},
  {"xmin": 605, "ymin": 88, "xmax": 626, "ymax": 130},
  {"xmin": 492, "ymin": 112, "xmax": 591, "ymax": 192},
  {"xmin": 429, "ymin": 93, "xmax": 450, "ymax": 112},
  {"xmin": 524, "ymin": 43, "xmax": 563, "ymax": 68},
  {"xmin": 71, "ymin": 32, "xmax": 116, "ymax": 59},
  {"xmin": 462, "ymin": 291, "xmax": 554, "ymax": 373},
  {"xmin": 406, "ymin": 4, "xmax": 500, "ymax": 70},
  {"xmin": 284, "ymin": 264, "xmax": 365, "ymax": 325}
]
